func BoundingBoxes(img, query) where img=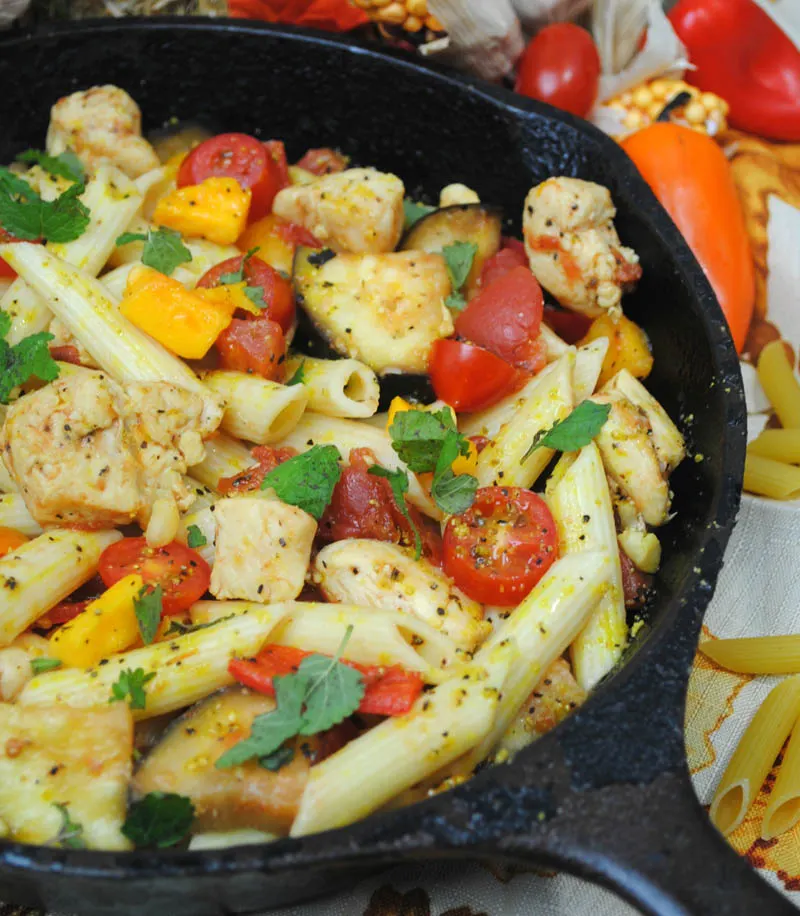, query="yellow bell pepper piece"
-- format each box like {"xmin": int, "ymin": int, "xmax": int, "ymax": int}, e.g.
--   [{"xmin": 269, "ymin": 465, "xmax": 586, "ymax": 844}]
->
[
  {"xmin": 153, "ymin": 176, "xmax": 251, "ymax": 246},
  {"xmin": 195, "ymin": 281, "xmax": 261, "ymax": 317},
  {"xmin": 120, "ymin": 266, "xmax": 233, "ymax": 360},
  {"xmin": 386, "ymin": 397, "xmax": 476, "ymax": 475},
  {"xmin": 579, "ymin": 312, "xmax": 653, "ymax": 387},
  {"xmin": 50, "ymin": 574, "xmax": 144, "ymax": 669},
  {"xmin": 451, "ymin": 440, "xmax": 478, "ymax": 476}
]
